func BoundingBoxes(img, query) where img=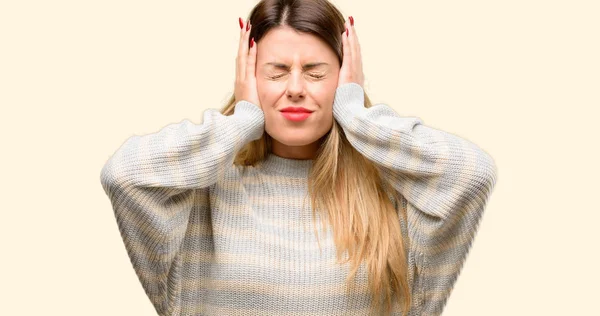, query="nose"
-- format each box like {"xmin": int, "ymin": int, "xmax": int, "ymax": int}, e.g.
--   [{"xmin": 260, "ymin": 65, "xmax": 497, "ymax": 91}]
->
[{"xmin": 285, "ymin": 71, "xmax": 305, "ymax": 101}]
